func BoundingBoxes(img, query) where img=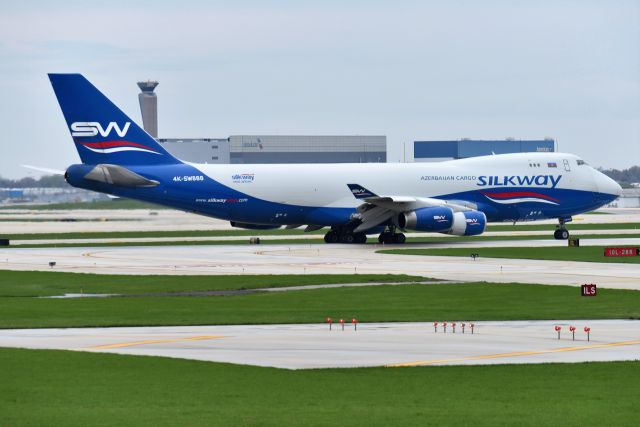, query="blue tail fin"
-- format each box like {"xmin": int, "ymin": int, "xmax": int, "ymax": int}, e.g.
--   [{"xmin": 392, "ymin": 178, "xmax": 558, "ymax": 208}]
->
[{"xmin": 49, "ymin": 74, "xmax": 180, "ymax": 166}]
